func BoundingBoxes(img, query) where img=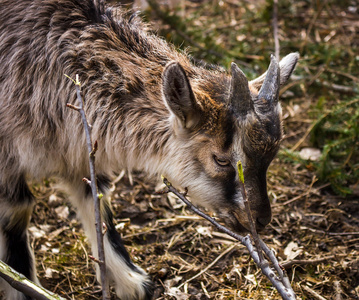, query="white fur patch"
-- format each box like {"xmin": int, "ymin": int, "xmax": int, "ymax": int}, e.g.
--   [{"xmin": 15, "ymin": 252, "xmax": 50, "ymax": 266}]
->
[{"xmin": 103, "ymin": 235, "xmax": 151, "ymax": 300}]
